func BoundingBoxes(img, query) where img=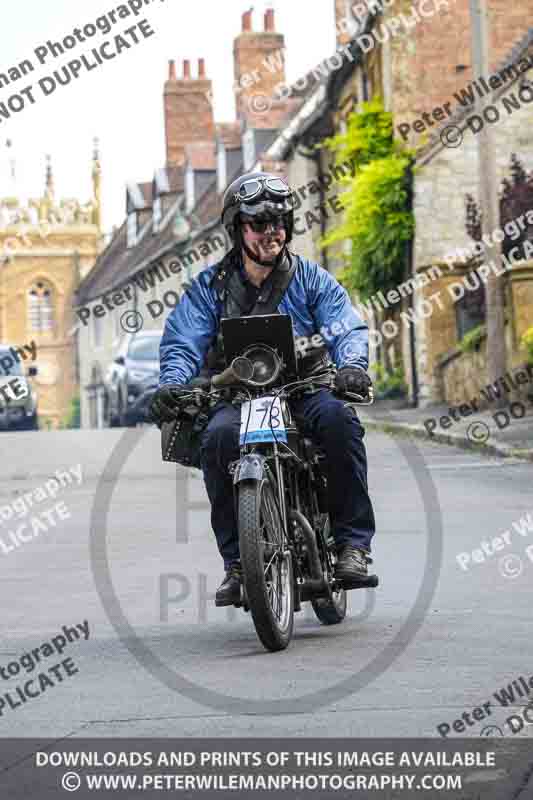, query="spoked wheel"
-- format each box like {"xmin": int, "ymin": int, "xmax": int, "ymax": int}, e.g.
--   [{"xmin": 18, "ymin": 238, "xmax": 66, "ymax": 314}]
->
[
  {"xmin": 238, "ymin": 477, "xmax": 294, "ymax": 652},
  {"xmin": 311, "ymin": 516, "xmax": 347, "ymax": 626}
]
